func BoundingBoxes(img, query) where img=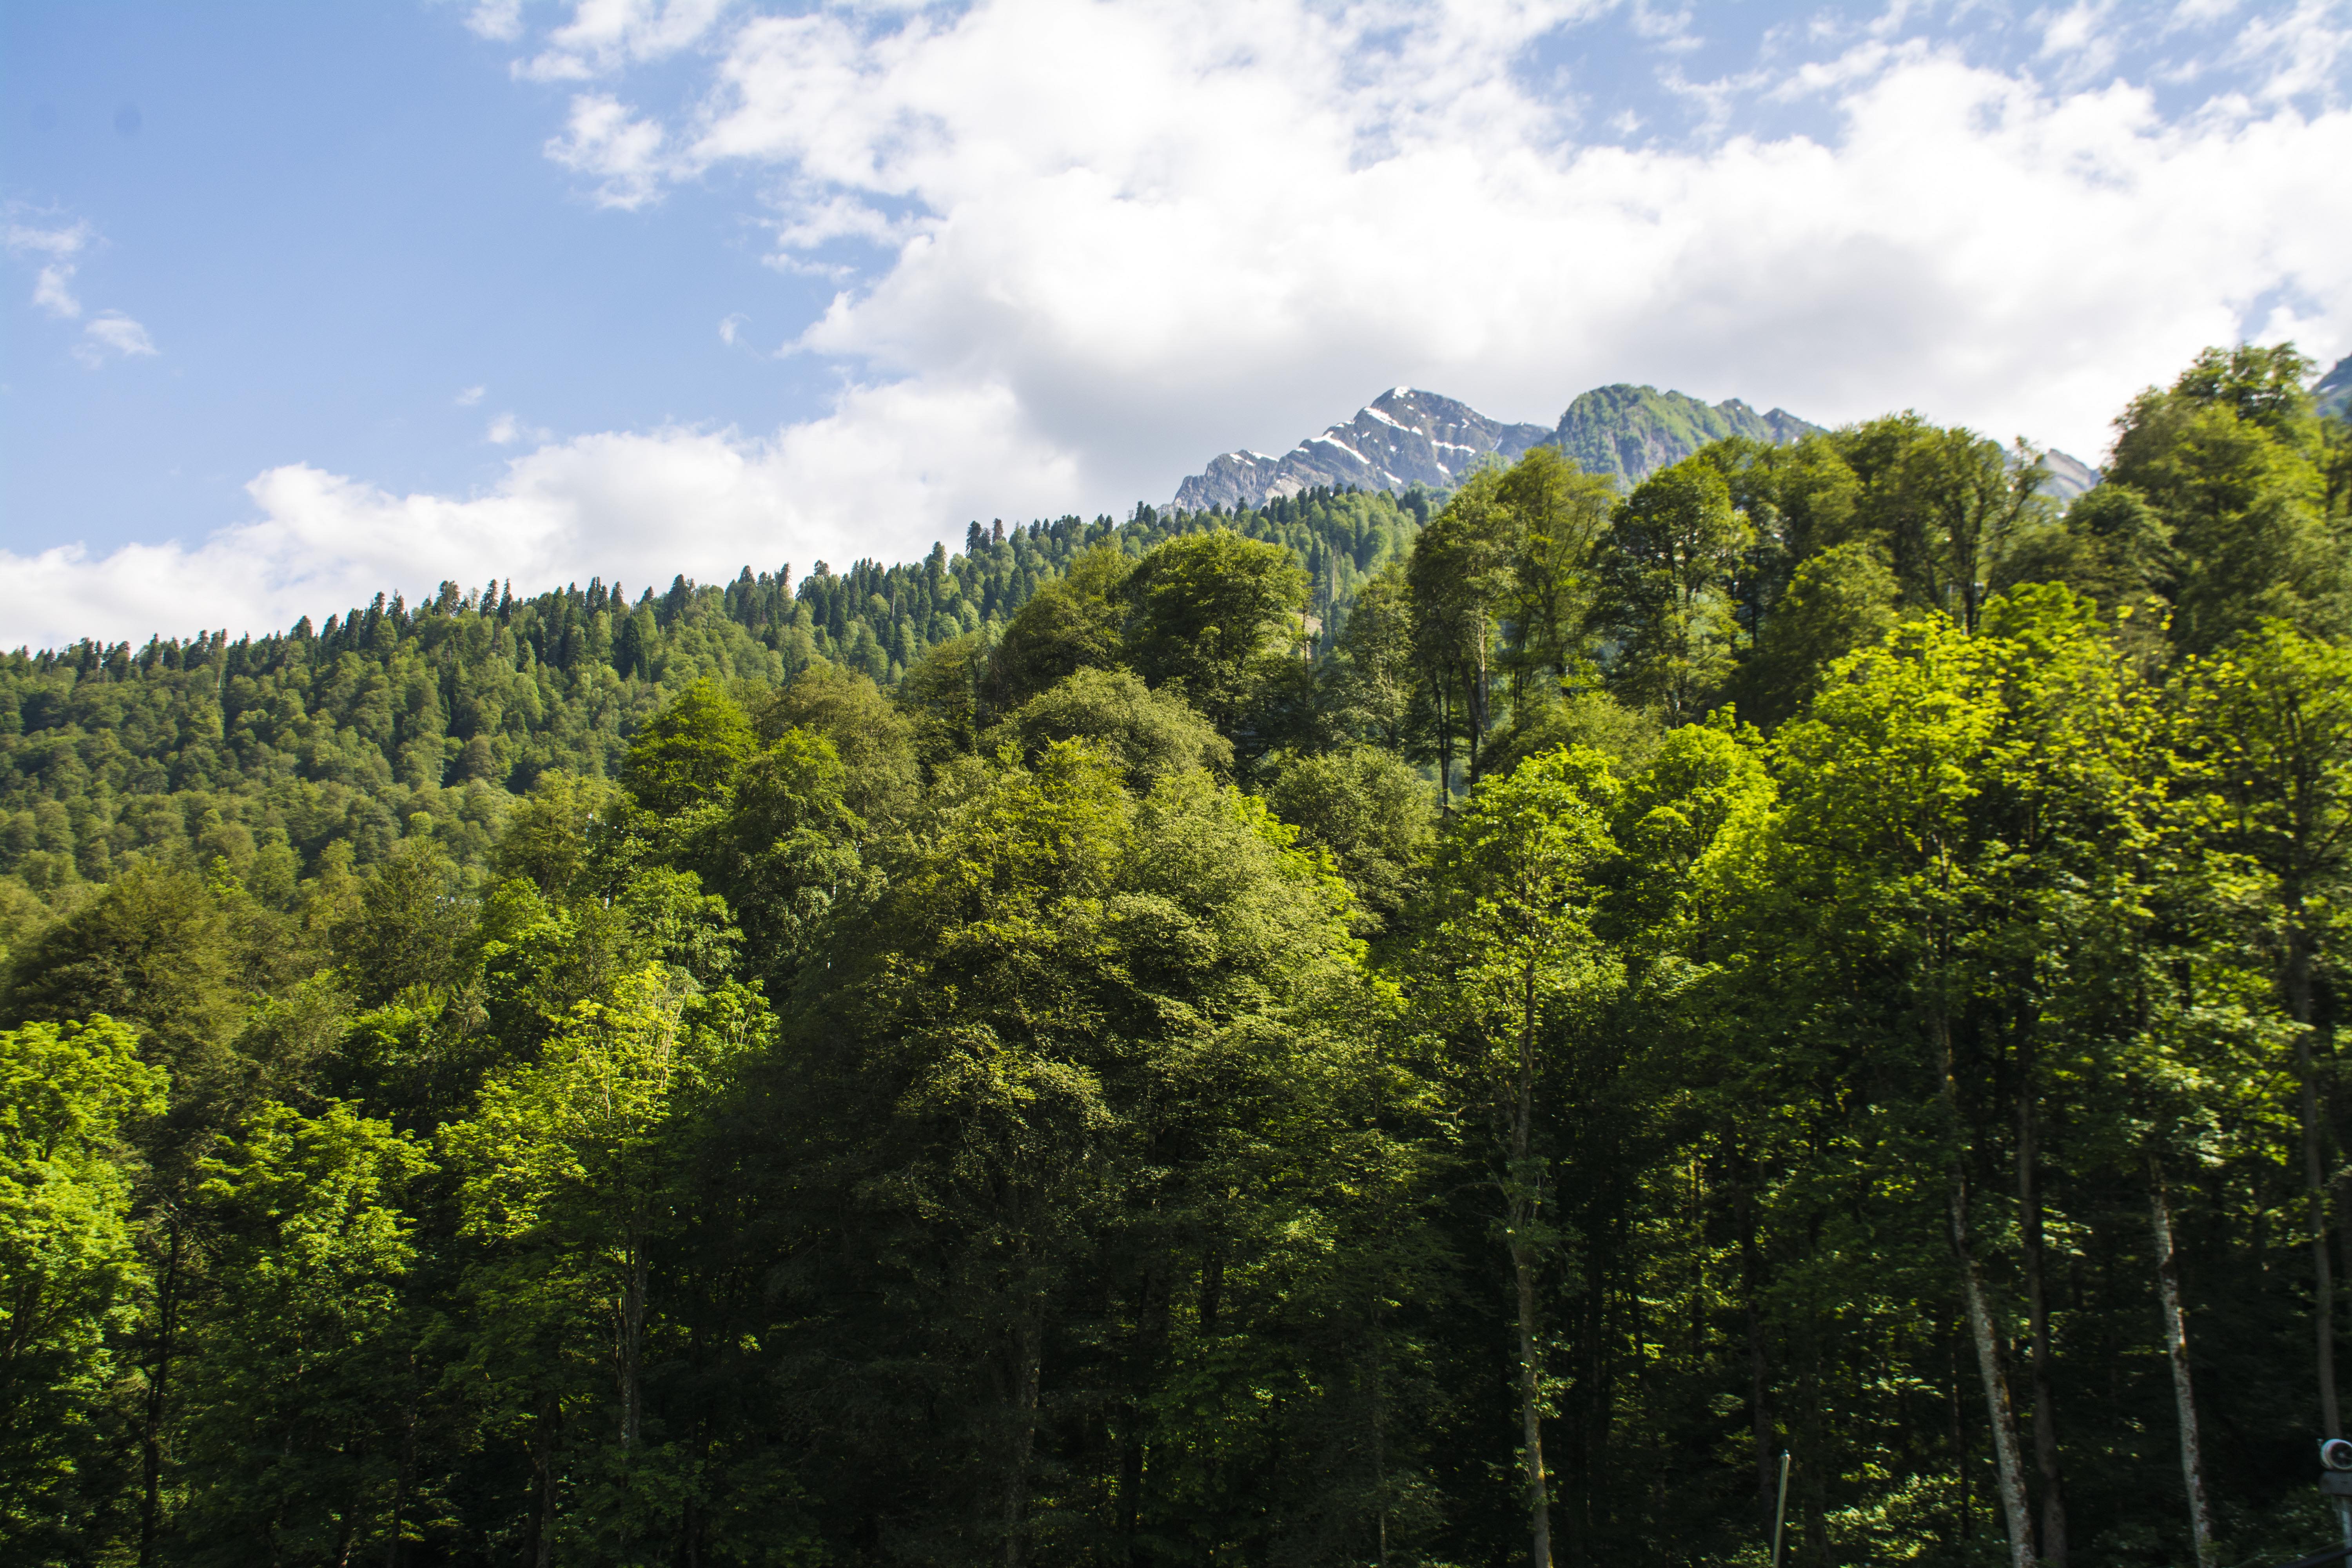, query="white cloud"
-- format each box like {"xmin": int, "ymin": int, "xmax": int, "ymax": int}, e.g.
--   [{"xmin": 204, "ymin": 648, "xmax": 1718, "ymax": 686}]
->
[
  {"xmin": 519, "ymin": 0, "xmax": 731, "ymax": 81},
  {"xmin": 2226, "ymin": 0, "xmax": 2352, "ymax": 101},
  {"xmin": 467, "ymin": 0, "xmax": 525, "ymax": 42},
  {"xmin": 456, "ymin": 383, "xmax": 488, "ymax": 405},
  {"xmin": 0, "ymin": 380, "xmax": 1074, "ymax": 647},
  {"xmin": 718, "ymin": 312, "xmax": 745, "ymax": 345},
  {"xmin": 74, "ymin": 311, "xmax": 158, "ymax": 367},
  {"xmin": 15, "ymin": 0, "xmax": 2352, "ymax": 647},
  {"xmin": 7, "ymin": 219, "xmax": 93, "ymax": 319},
  {"xmin": 2037, "ymin": 2, "xmax": 2122, "ymax": 83},
  {"xmin": 544, "ymin": 93, "xmax": 671, "ymax": 207},
  {"xmin": 597, "ymin": 0, "xmax": 2349, "ymax": 479},
  {"xmin": 487, "ymin": 412, "xmax": 522, "ymax": 444},
  {"xmin": 33, "ymin": 263, "xmax": 82, "ymax": 319},
  {"xmin": 11, "ymin": 216, "xmax": 159, "ymax": 367}
]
